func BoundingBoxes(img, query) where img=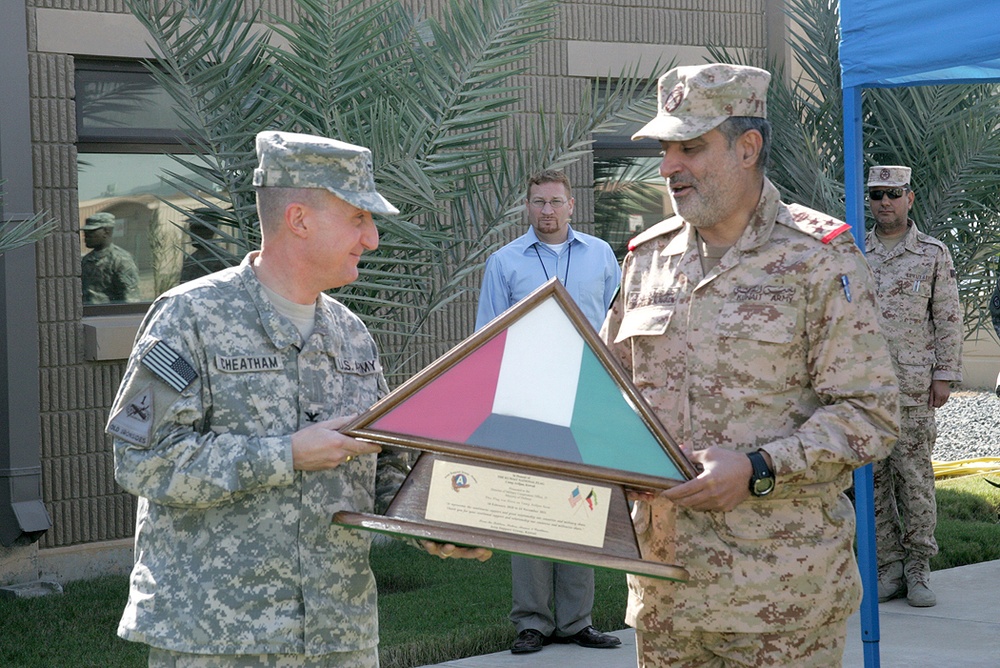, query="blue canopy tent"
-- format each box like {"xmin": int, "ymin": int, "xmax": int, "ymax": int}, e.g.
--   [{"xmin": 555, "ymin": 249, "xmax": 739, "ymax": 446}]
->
[{"xmin": 839, "ymin": 2, "xmax": 1000, "ymax": 665}]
